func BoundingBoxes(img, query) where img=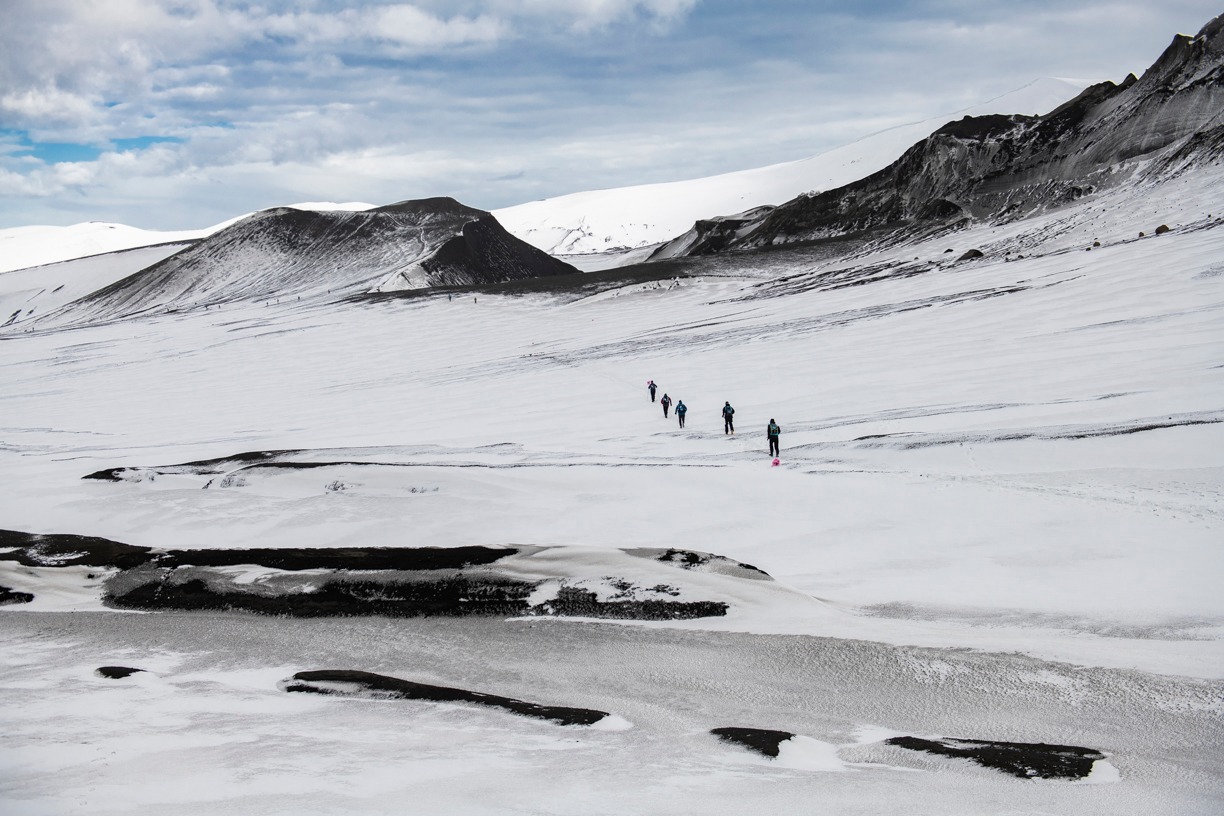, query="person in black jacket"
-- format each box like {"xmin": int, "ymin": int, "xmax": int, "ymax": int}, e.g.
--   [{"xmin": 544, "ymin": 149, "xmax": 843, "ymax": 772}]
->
[
  {"xmin": 660, "ymin": 393, "xmax": 672, "ymax": 418},
  {"xmin": 767, "ymin": 418, "xmax": 781, "ymax": 456},
  {"xmin": 647, "ymin": 380, "xmax": 657, "ymax": 402},
  {"xmin": 722, "ymin": 402, "xmax": 735, "ymax": 434}
]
